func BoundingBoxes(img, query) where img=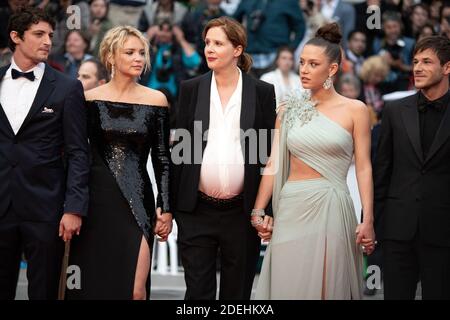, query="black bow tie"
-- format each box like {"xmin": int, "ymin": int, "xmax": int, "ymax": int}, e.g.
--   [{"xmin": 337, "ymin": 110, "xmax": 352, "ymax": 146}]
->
[
  {"xmin": 11, "ymin": 68, "xmax": 35, "ymax": 81},
  {"xmin": 418, "ymin": 94, "xmax": 447, "ymax": 113}
]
